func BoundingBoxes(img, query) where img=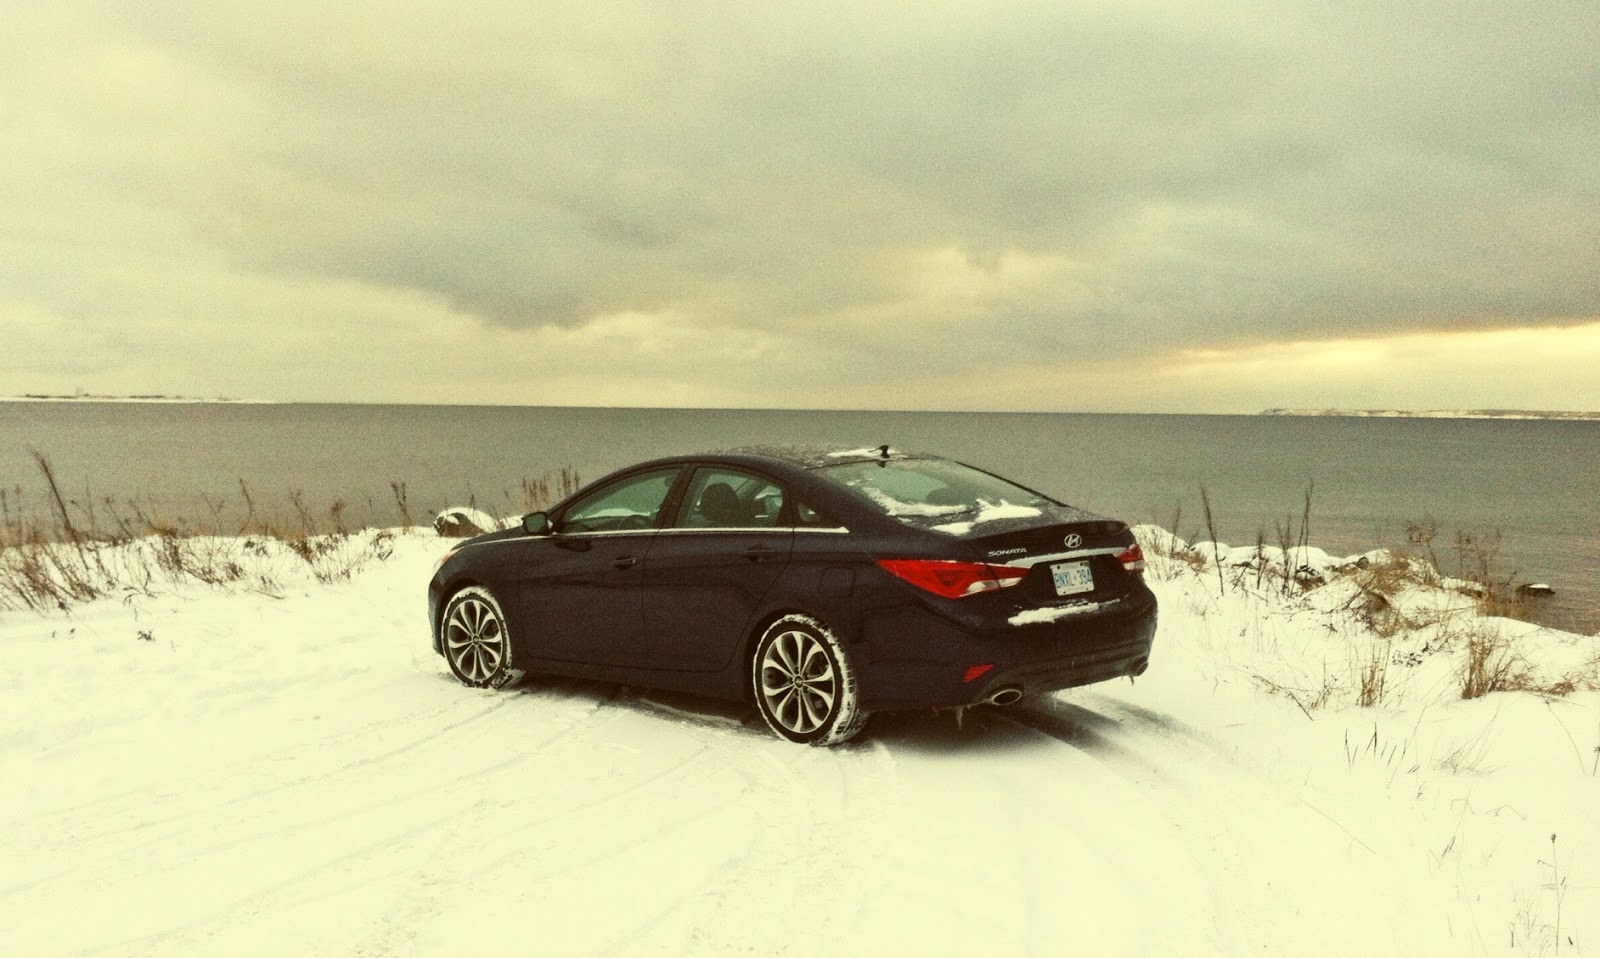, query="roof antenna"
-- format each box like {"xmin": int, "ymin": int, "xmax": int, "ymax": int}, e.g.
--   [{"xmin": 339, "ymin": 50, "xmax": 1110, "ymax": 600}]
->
[{"xmin": 878, "ymin": 444, "xmax": 891, "ymax": 459}]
